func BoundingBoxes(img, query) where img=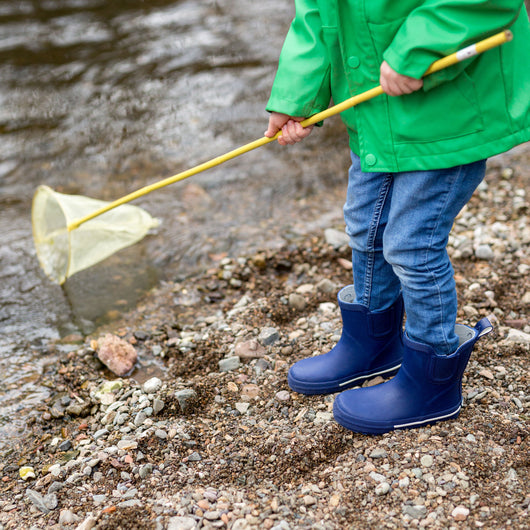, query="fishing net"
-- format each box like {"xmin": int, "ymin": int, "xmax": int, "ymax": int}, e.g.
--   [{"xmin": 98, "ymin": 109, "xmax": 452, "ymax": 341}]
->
[{"xmin": 32, "ymin": 185, "xmax": 159, "ymax": 284}]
